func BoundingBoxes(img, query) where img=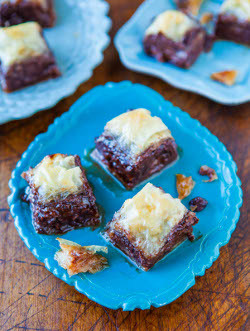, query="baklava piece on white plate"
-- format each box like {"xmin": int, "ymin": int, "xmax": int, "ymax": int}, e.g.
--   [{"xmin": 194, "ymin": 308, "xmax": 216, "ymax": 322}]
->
[
  {"xmin": 0, "ymin": 0, "xmax": 56, "ymax": 27},
  {"xmin": 0, "ymin": 22, "xmax": 60, "ymax": 92},
  {"xmin": 215, "ymin": 0, "xmax": 250, "ymax": 45},
  {"xmin": 143, "ymin": 10, "xmax": 206, "ymax": 68}
]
